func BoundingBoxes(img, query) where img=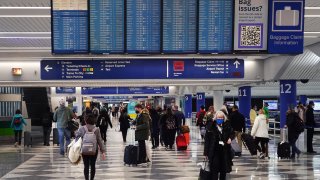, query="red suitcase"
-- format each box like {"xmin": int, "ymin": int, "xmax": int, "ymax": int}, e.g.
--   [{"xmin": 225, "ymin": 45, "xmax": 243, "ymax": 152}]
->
[{"xmin": 176, "ymin": 134, "xmax": 188, "ymax": 151}]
